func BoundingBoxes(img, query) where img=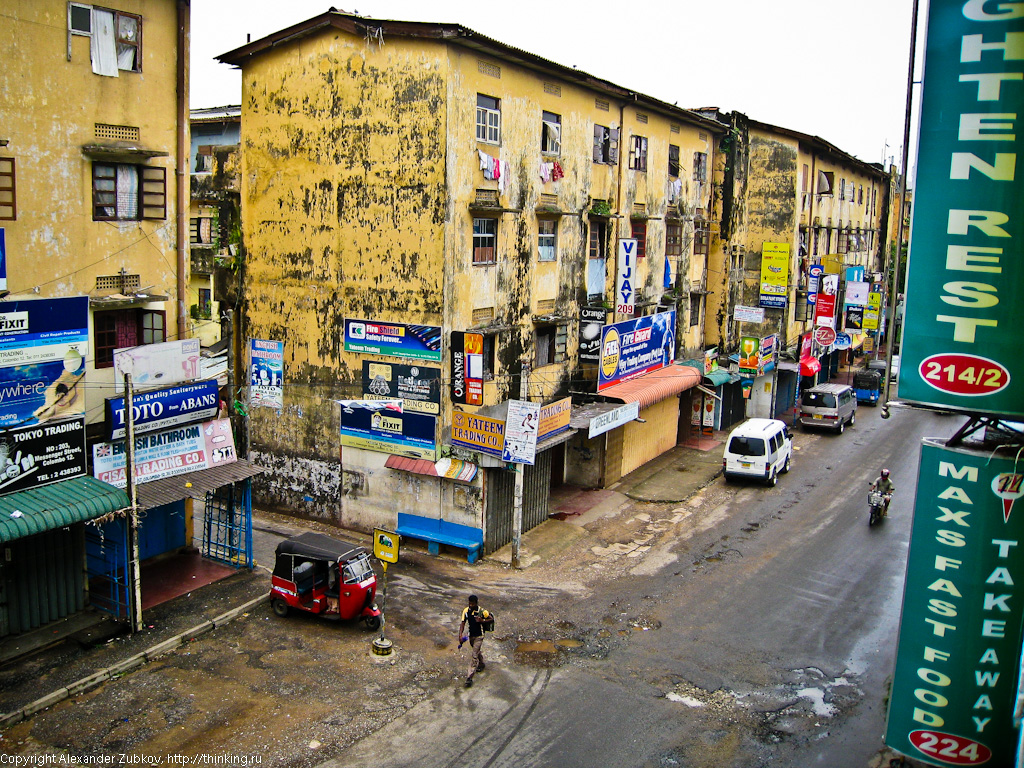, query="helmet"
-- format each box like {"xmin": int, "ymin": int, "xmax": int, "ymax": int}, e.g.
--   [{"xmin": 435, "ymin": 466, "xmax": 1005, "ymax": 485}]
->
[{"xmin": 881, "ymin": 468, "xmax": 890, "ymax": 478}]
